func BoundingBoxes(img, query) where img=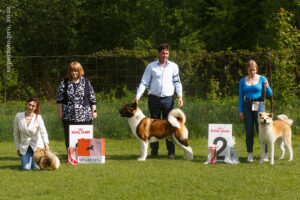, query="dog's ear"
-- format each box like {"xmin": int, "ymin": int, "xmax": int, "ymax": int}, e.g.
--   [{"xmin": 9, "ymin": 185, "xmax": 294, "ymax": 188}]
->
[
  {"xmin": 269, "ymin": 113, "xmax": 274, "ymax": 118},
  {"xmin": 259, "ymin": 112, "xmax": 263, "ymax": 117}
]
